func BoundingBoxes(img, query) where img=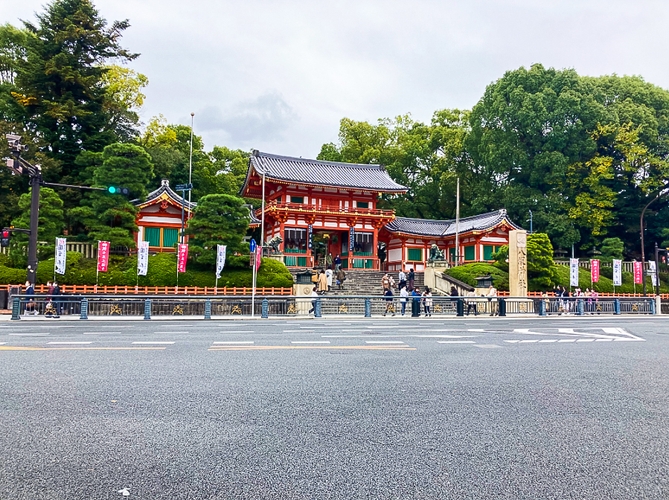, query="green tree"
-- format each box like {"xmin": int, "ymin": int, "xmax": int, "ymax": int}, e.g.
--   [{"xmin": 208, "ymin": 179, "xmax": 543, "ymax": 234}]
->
[
  {"xmin": 11, "ymin": 186, "xmax": 65, "ymax": 242},
  {"xmin": 527, "ymin": 233, "xmax": 559, "ymax": 288},
  {"xmin": 209, "ymin": 146, "xmax": 250, "ymax": 196},
  {"xmin": 186, "ymin": 194, "xmax": 250, "ymax": 265},
  {"xmin": 599, "ymin": 237, "xmax": 625, "ymax": 261},
  {"xmin": 70, "ymin": 143, "xmax": 153, "ymax": 247},
  {"xmin": 11, "ymin": 0, "xmax": 138, "ymax": 182}
]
